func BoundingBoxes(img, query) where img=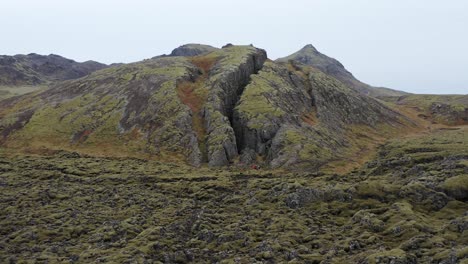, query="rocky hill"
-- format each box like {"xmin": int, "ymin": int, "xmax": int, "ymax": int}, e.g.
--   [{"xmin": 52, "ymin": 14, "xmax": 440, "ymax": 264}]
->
[
  {"xmin": 0, "ymin": 53, "xmax": 108, "ymax": 86},
  {"xmin": 277, "ymin": 44, "xmax": 408, "ymax": 98},
  {"xmin": 0, "ymin": 43, "xmax": 466, "ymax": 263},
  {"xmin": 0, "ymin": 44, "xmax": 415, "ymax": 169}
]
